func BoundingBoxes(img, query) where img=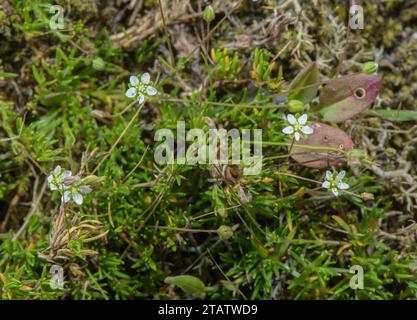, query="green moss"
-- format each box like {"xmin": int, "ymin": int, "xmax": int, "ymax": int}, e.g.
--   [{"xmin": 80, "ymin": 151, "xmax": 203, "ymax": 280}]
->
[{"xmin": 0, "ymin": 0, "xmax": 416, "ymax": 300}]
